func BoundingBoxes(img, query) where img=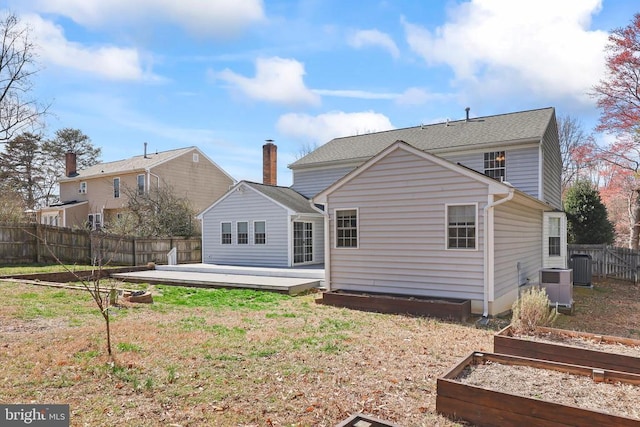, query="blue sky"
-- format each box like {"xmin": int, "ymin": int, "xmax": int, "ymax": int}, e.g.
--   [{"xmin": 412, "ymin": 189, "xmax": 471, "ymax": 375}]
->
[{"xmin": 5, "ymin": 0, "xmax": 639, "ymax": 186}]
